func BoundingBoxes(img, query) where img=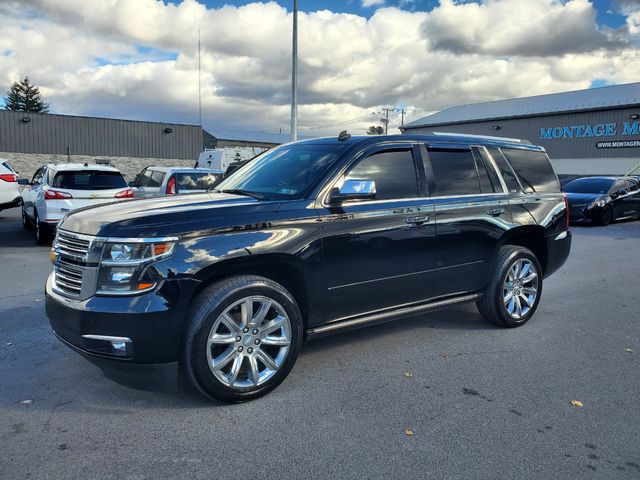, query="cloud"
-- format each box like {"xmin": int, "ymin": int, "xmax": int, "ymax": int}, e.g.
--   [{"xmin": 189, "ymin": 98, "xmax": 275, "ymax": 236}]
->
[
  {"xmin": 422, "ymin": 0, "xmax": 626, "ymax": 57},
  {"xmin": 0, "ymin": 0, "xmax": 639, "ymax": 137},
  {"xmin": 362, "ymin": 0, "xmax": 386, "ymax": 7}
]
